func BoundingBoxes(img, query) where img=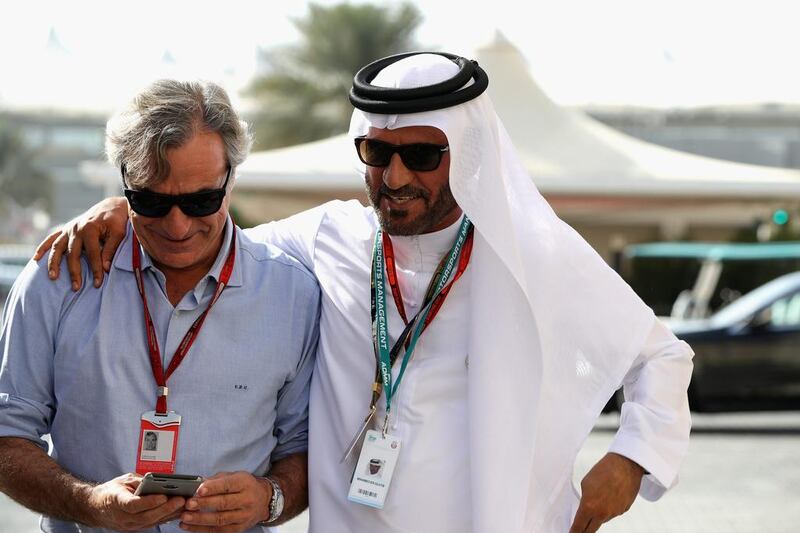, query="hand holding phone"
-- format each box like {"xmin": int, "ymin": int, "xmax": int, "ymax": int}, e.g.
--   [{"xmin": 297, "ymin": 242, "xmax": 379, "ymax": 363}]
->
[
  {"xmin": 83, "ymin": 473, "xmax": 188, "ymax": 531},
  {"xmin": 134, "ymin": 472, "xmax": 204, "ymax": 498}
]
